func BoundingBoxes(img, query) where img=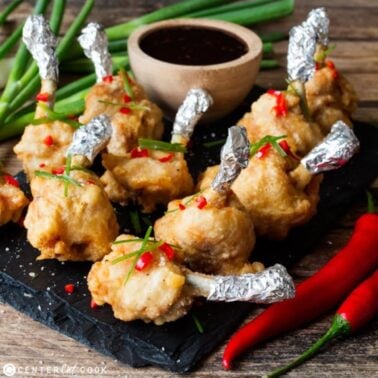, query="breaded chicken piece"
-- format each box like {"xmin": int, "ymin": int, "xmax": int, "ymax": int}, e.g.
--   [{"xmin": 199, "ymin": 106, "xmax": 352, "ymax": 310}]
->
[
  {"xmin": 0, "ymin": 176, "xmax": 29, "ymax": 226},
  {"xmin": 197, "ymin": 149, "xmax": 321, "ymax": 240},
  {"xmin": 79, "ymin": 75, "xmax": 164, "ymax": 155},
  {"xmin": 238, "ymin": 91, "xmax": 323, "ymax": 157},
  {"xmin": 24, "ymin": 170, "xmax": 118, "ymax": 261},
  {"xmin": 13, "ymin": 120, "xmax": 74, "ymax": 180},
  {"xmin": 101, "ymin": 150, "xmax": 193, "ymax": 212},
  {"xmin": 88, "ymin": 234, "xmax": 194, "ymax": 325},
  {"xmin": 154, "ymin": 188, "xmax": 259, "ymax": 275},
  {"xmin": 305, "ymin": 64, "xmax": 358, "ymax": 134}
]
